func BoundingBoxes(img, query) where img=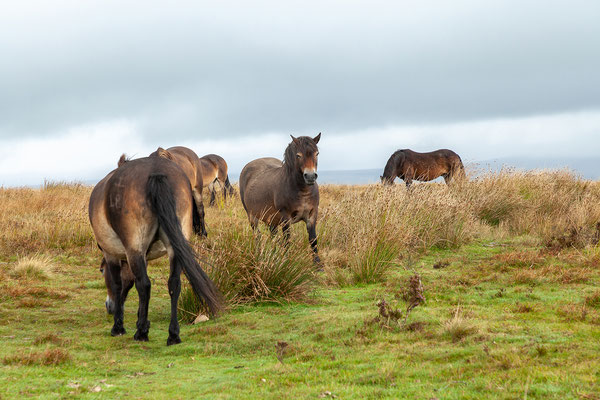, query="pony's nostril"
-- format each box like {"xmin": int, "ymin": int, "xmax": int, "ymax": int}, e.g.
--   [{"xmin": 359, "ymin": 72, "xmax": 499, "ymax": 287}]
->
[{"xmin": 314, "ymin": 173, "xmax": 318, "ymax": 179}]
